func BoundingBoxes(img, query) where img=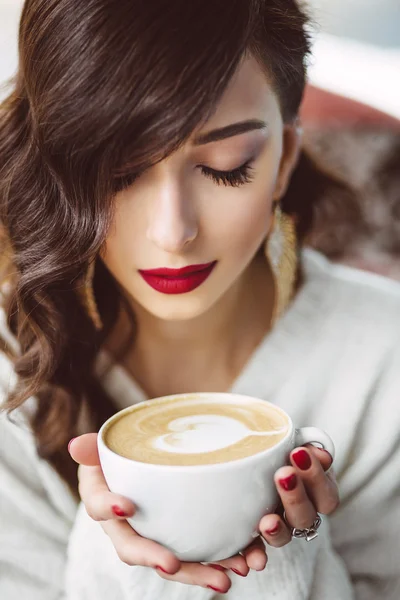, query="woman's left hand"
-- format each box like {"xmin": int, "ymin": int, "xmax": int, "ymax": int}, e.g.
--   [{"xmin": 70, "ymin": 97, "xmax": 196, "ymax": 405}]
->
[{"xmin": 259, "ymin": 444, "xmax": 339, "ymax": 548}]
